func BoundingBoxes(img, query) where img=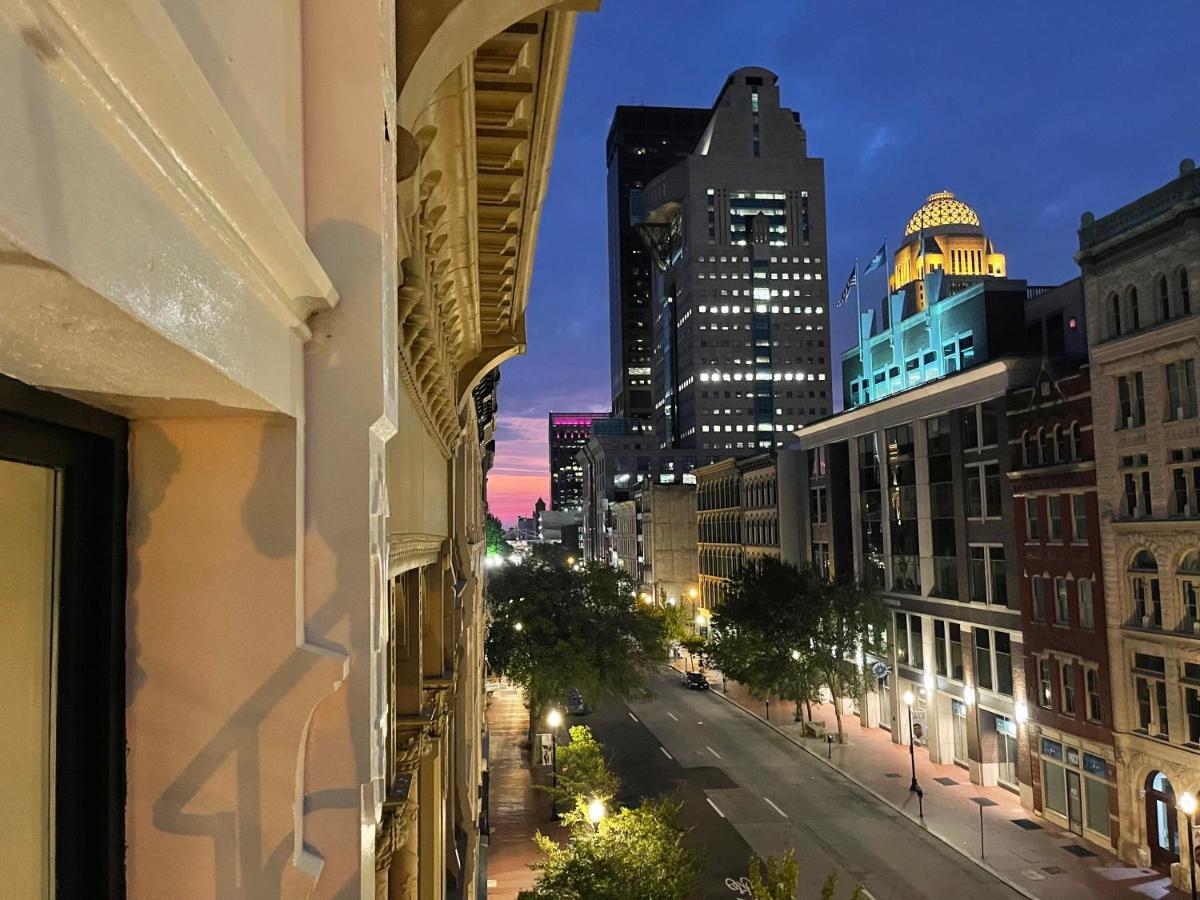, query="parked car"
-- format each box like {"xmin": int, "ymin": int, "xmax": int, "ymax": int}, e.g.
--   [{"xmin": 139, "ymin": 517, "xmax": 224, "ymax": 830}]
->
[
  {"xmin": 680, "ymin": 671, "xmax": 710, "ymax": 691},
  {"xmin": 565, "ymin": 689, "xmax": 589, "ymax": 715}
]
